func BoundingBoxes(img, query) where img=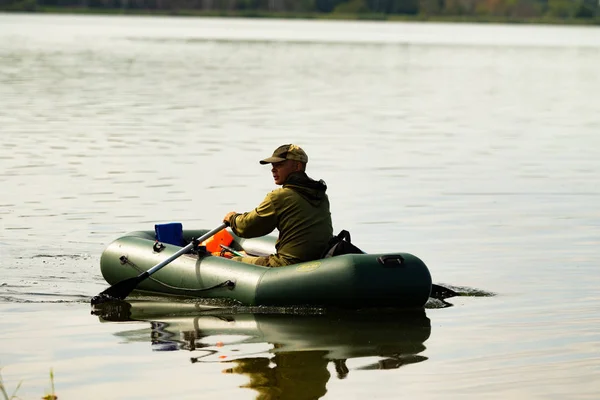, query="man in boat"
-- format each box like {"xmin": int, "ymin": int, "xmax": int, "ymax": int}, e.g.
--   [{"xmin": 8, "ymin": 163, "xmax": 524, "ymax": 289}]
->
[{"xmin": 223, "ymin": 144, "xmax": 333, "ymax": 267}]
